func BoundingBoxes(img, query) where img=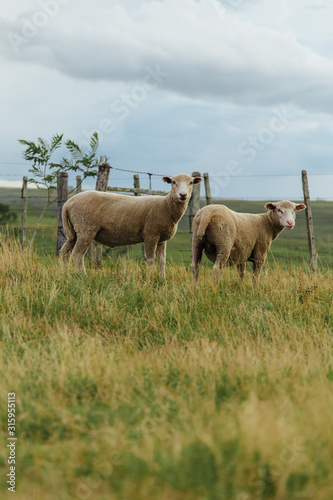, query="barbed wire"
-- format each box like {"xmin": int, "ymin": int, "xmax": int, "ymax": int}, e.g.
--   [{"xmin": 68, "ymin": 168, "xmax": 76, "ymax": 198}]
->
[
  {"xmin": 0, "ymin": 174, "xmax": 25, "ymax": 177},
  {"xmin": 0, "ymin": 163, "xmax": 27, "ymax": 166},
  {"xmin": 1, "ymin": 164, "xmax": 333, "ymax": 177},
  {"xmin": 1, "ymin": 169, "xmax": 333, "ymax": 205},
  {"xmin": 109, "ymin": 165, "xmax": 164, "ymax": 177},
  {"xmin": 209, "ymin": 173, "xmax": 333, "ymax": 178}
]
